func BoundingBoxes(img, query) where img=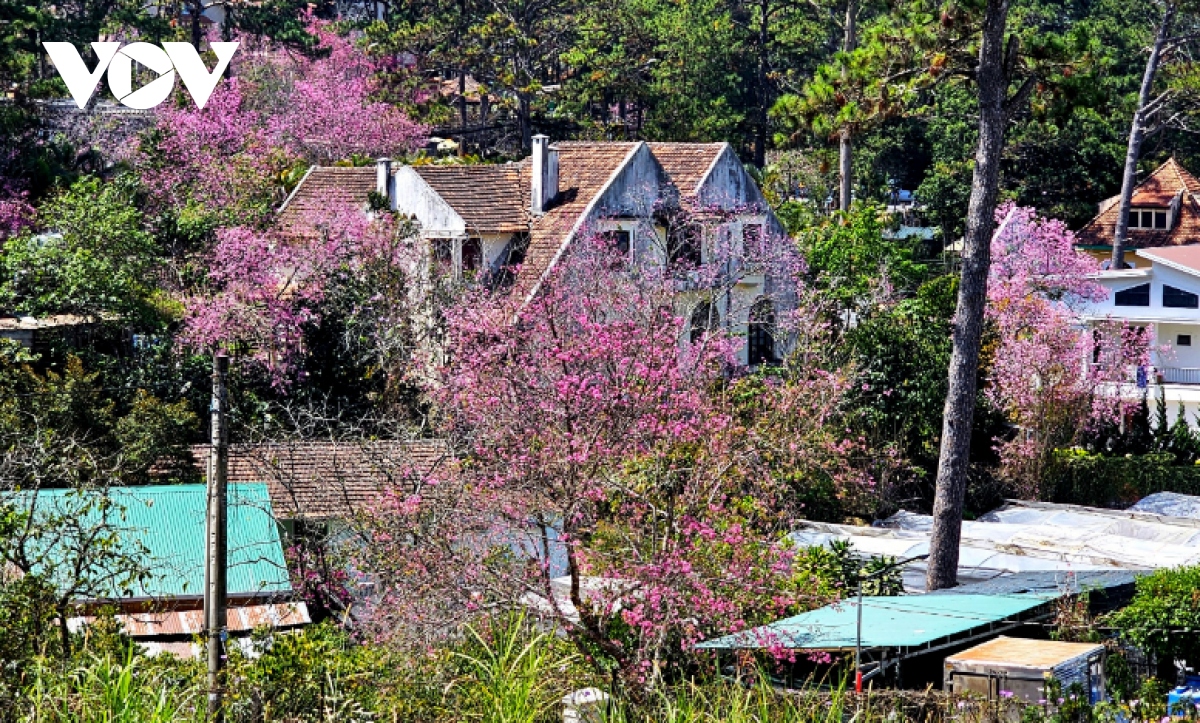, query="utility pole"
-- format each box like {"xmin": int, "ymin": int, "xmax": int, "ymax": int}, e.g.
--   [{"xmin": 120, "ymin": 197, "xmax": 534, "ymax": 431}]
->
[{"xmin": 206, "ymin": 352, "xmax": 229, "ymax": 722}]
